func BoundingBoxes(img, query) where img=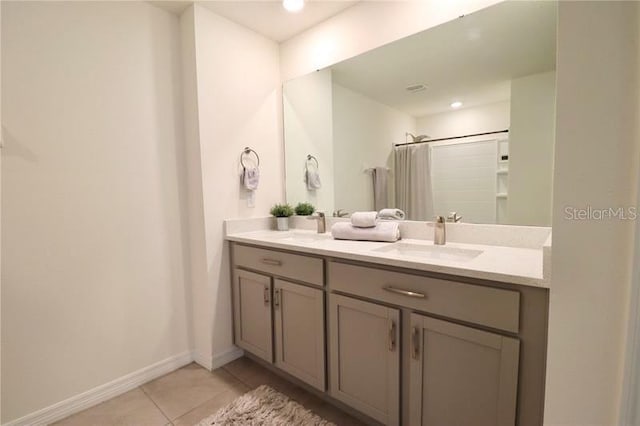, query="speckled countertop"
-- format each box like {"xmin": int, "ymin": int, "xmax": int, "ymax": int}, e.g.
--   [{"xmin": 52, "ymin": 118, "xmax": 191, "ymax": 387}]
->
[{"xmin": 225, "ymin": 225, "xmax": 550, "ymax": 288}]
